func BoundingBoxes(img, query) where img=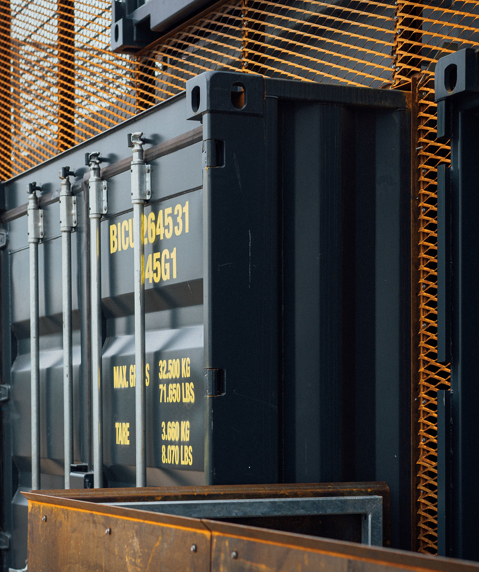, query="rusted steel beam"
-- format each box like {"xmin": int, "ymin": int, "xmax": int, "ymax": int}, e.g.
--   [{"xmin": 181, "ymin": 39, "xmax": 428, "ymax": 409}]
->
[
  {"xmin": 26, "ymin": 482, "xmax": 391, "ymax": 545},
  {"xmin": 27, "ymin": 495, "xmax": 211, "ymax": 572},
  {"xmin": 26, "ymin": 481, "xmax": 391, "ymax": 502},
  {"xmin": 25, "ymin": 487, "xmax": 479, "ymax": 572},
  {"xmin": 207, "ymin": 519, "xmax": 479, "ymax": 572}
]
